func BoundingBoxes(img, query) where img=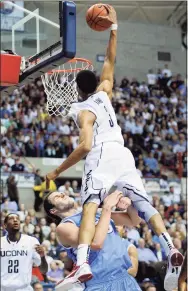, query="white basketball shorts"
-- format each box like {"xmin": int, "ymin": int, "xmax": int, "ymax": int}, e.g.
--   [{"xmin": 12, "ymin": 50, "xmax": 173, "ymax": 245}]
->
[
  {"xmin": 81, "ymin": 142, "xmax": 146, "ymax": 204},
  {"xmin": 81, "ymin": 142, "xmax": 158, "ymax": 222}
]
